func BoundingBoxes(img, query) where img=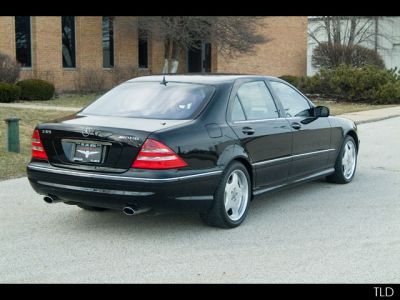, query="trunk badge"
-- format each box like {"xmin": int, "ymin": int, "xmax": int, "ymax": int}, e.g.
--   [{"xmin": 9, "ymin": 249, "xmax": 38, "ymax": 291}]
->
[{"xmin": 82, "ymin": 127, "xmax": 93, "ymax": 137}]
